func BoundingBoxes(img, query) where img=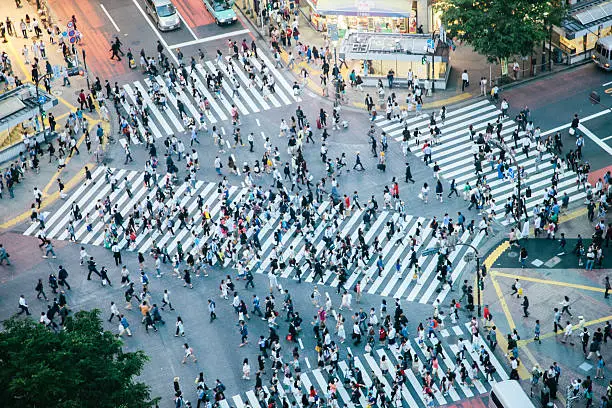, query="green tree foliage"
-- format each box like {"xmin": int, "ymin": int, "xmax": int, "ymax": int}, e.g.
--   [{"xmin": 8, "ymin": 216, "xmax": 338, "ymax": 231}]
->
[
  {"xmin": 0, "ymin": 310, "xmax": 157, "ymax": 408},
  {"xmin": 436, "ymin": 0, "xmax": 566, "ymax": 63}
]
